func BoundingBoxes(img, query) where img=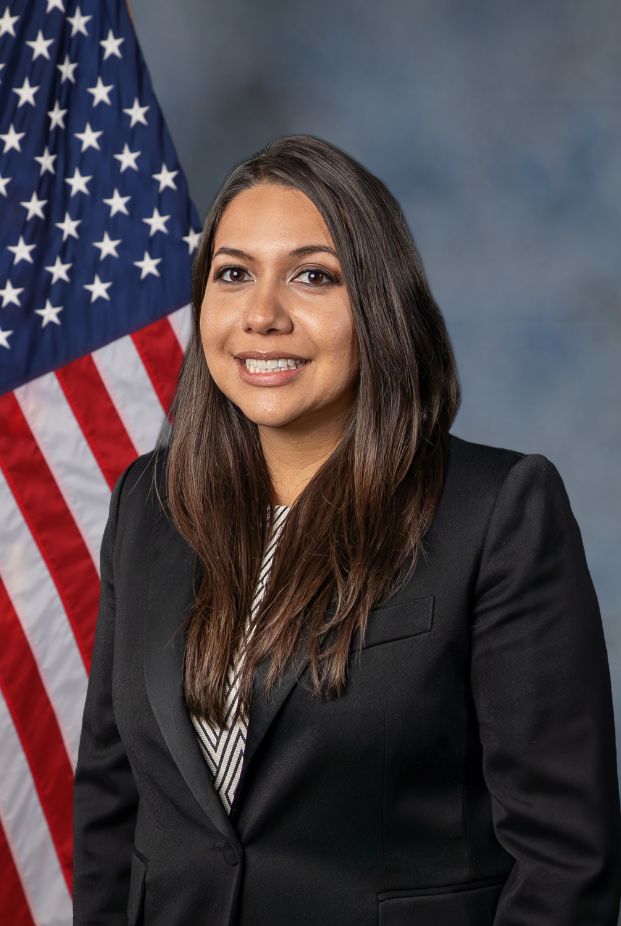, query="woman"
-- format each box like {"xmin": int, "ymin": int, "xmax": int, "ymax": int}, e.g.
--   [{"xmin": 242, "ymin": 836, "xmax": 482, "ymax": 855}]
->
[{"xmin": 72, "ymin": 134, "xmax": 621, "ymax": 925}]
